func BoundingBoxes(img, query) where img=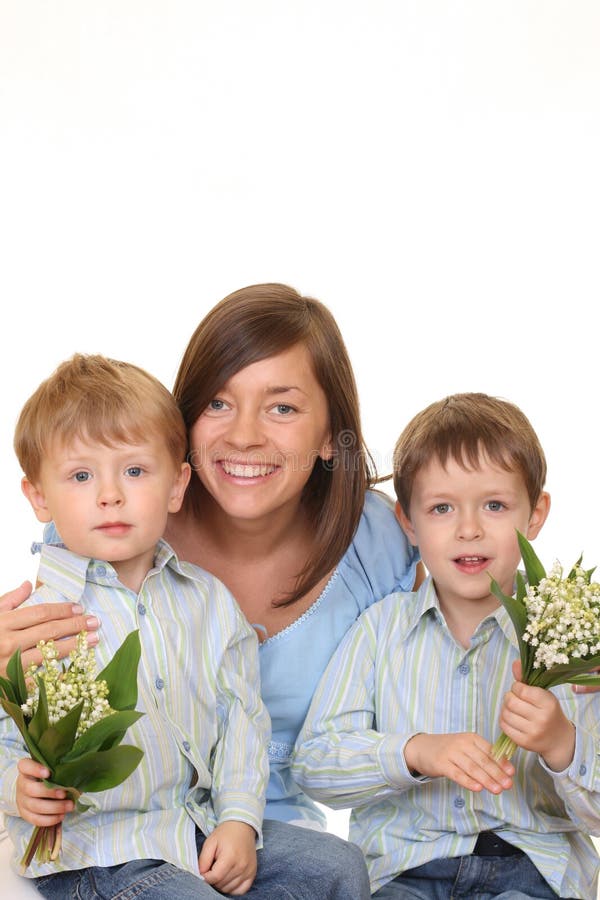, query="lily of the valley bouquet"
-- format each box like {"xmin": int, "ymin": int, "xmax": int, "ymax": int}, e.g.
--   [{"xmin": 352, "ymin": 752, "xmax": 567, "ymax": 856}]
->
[
  {"xmin": 0, "ymin": 630, "xmax": 144, "ymax": 872},
  {"xmin": 490, "ymin": 531, "xmax": 600, "ymax": 761}
]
